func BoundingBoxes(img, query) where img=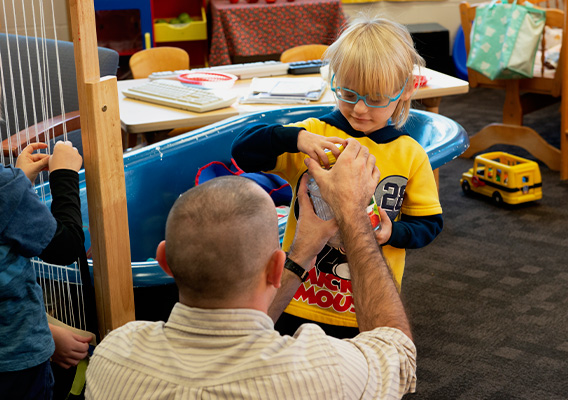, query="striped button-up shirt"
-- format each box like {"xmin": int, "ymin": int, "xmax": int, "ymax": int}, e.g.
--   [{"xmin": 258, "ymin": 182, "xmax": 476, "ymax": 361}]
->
[{"xmin": 86, "ymin": 303, "xmax": 416, "ymax": 399}]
